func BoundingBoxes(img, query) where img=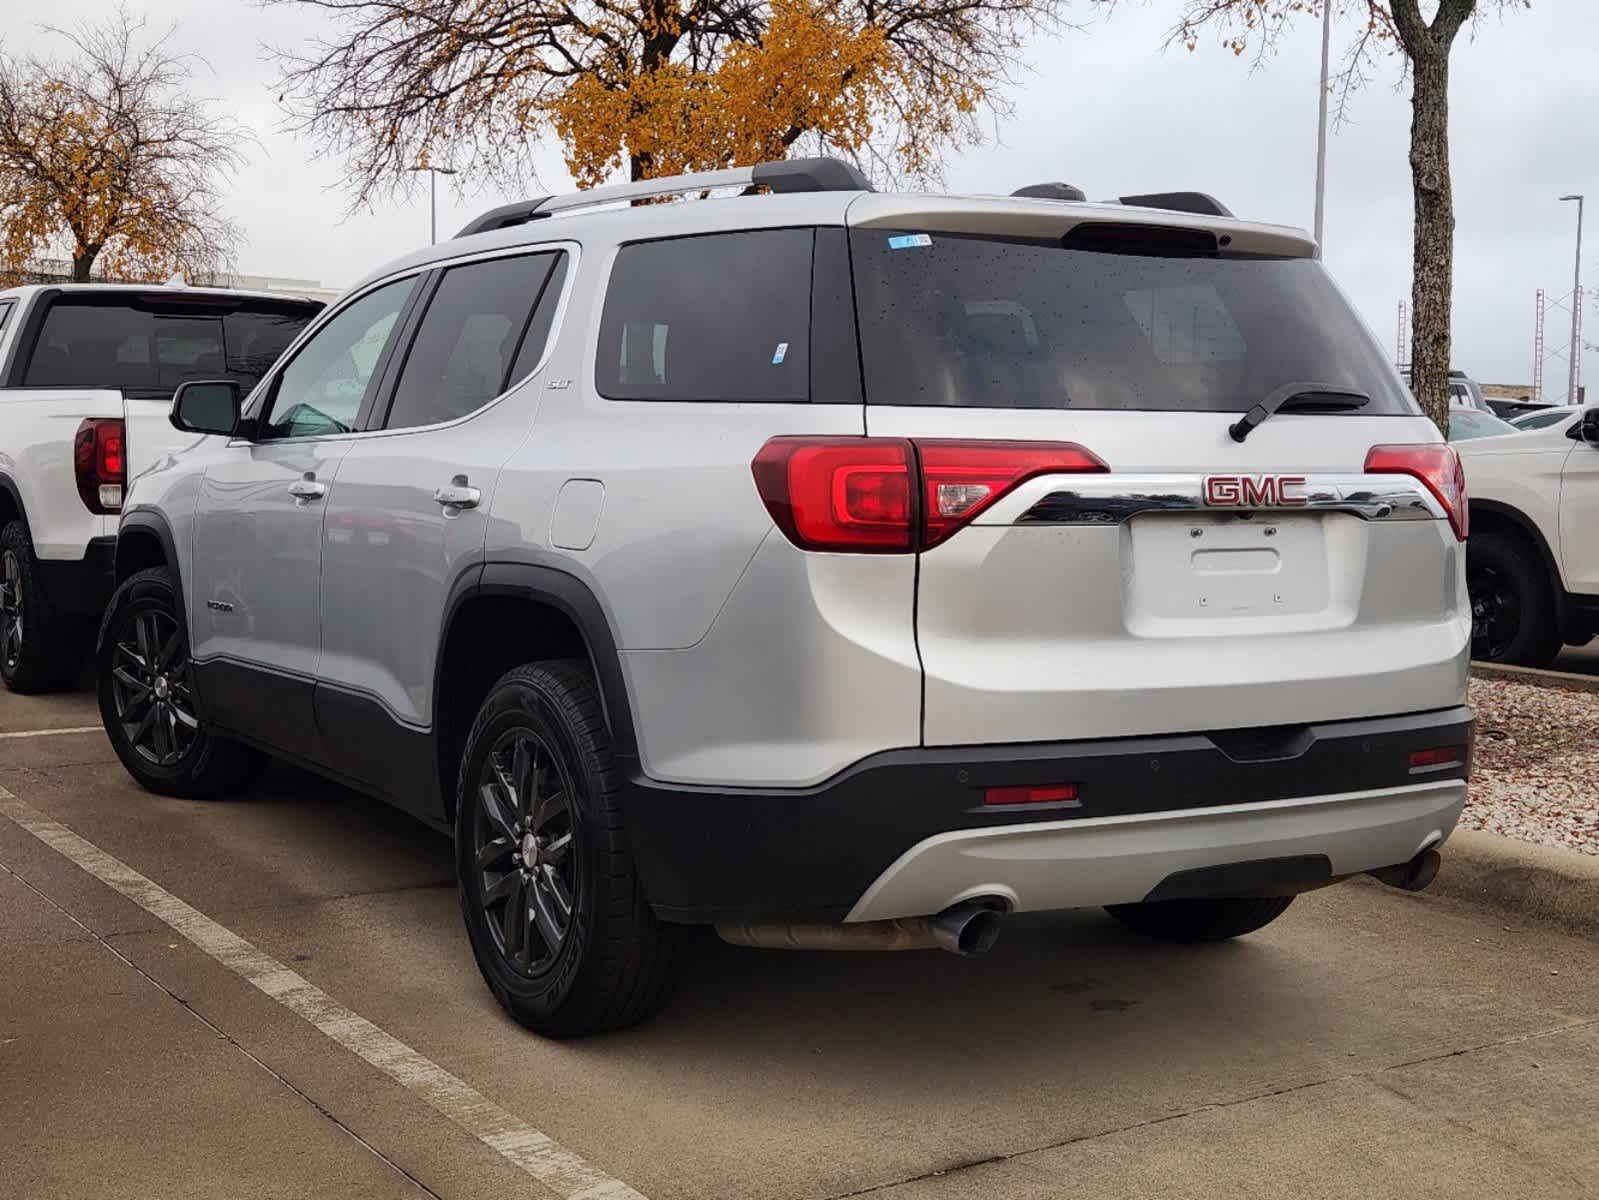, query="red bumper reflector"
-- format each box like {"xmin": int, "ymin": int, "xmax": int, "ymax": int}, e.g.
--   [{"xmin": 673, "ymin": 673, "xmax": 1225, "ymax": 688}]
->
[
  {"xmin": 1408, "ymin": 747, "xmax": 1461, "ymax": 770},
  {"xmin": 984, "ymin": 783, "xmax": 1079, "ymax": 806}
]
